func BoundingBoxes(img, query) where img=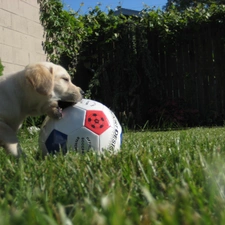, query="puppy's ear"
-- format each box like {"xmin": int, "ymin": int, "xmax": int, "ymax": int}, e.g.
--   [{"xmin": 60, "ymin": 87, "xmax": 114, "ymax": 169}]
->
[{"xmin": 25, "ymin": 64, "xmax": 54, "ymax": 96}]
